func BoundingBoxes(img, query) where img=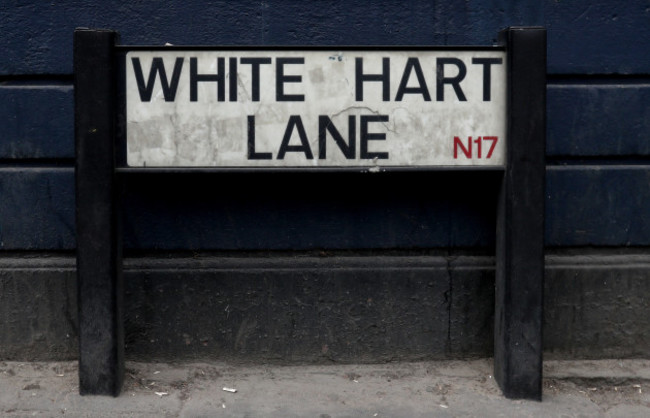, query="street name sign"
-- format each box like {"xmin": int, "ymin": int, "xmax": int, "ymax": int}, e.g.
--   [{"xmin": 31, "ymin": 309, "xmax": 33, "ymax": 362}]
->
[
  {"xmin": 75, "ymin": 27, "xmax": 546, "ymax": 400},
  {"xmin": 125, "ymin": 49, "xmax": 506, "ymax": 168}
]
